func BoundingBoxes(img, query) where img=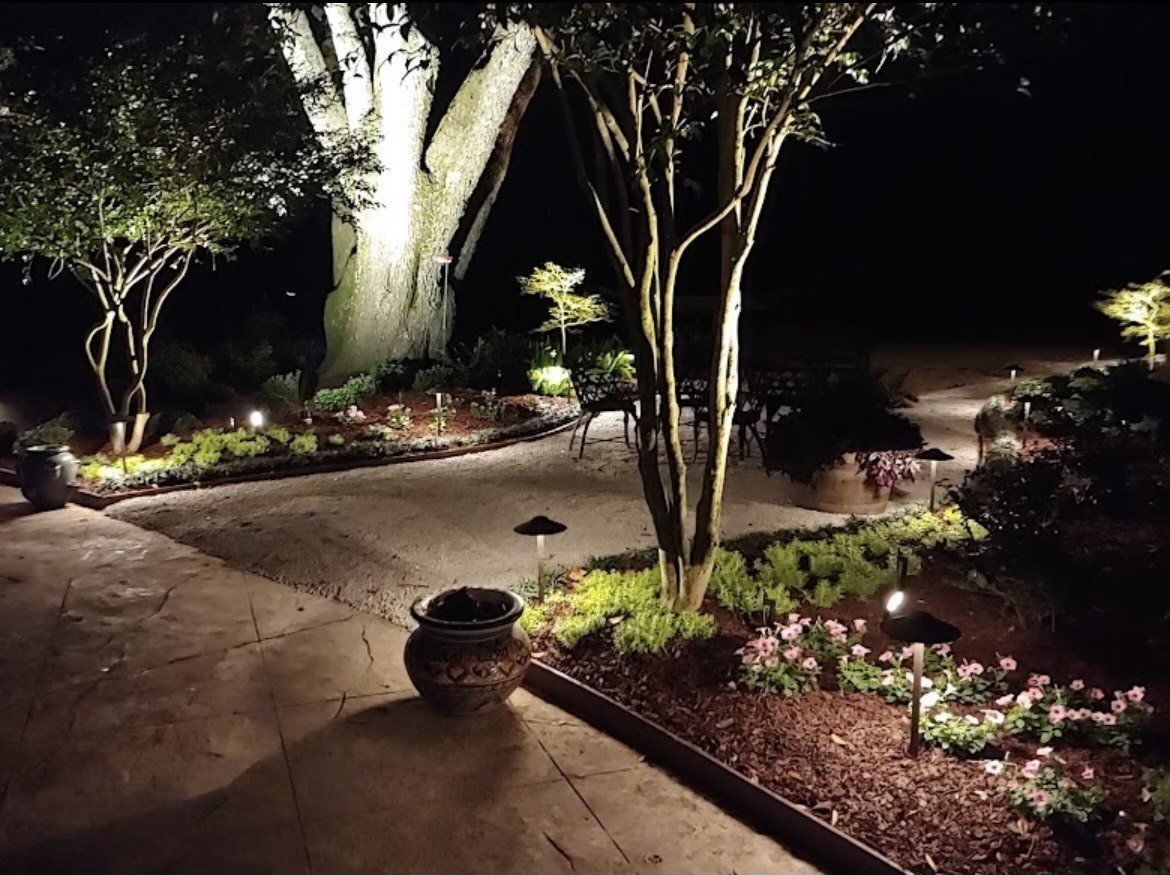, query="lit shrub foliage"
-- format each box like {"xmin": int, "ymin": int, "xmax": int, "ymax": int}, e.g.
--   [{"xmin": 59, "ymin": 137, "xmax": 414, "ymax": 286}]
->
[
  {"xmin": 1006, "ymin": 761, "xmax": 1105, "ymax": 825},
  {"xmin": 312, "ymin": 373, "xmax": 378, "ymax": 413},
  {"xmin": 708, "ymin": 508, "xmax": 984, "ymax": 621},
  {"xmin": 551, "ymin": 568, "xmax": 715, "ymax": 655}
]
